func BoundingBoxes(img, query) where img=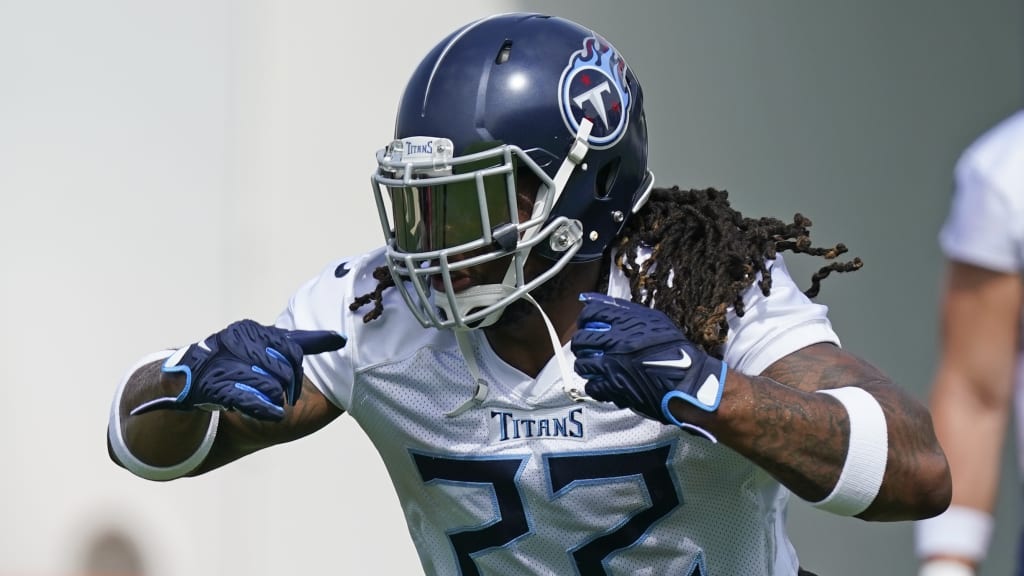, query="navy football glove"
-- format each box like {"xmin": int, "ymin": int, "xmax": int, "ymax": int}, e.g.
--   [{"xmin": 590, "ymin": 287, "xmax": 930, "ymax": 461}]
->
[
  {"xmin": 571, "ymin": 293, "xmax": 727, "ymax": 441},
  {"xmin": 131, "ymin": 319, "xmax": 347, "ymax": 422}
]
